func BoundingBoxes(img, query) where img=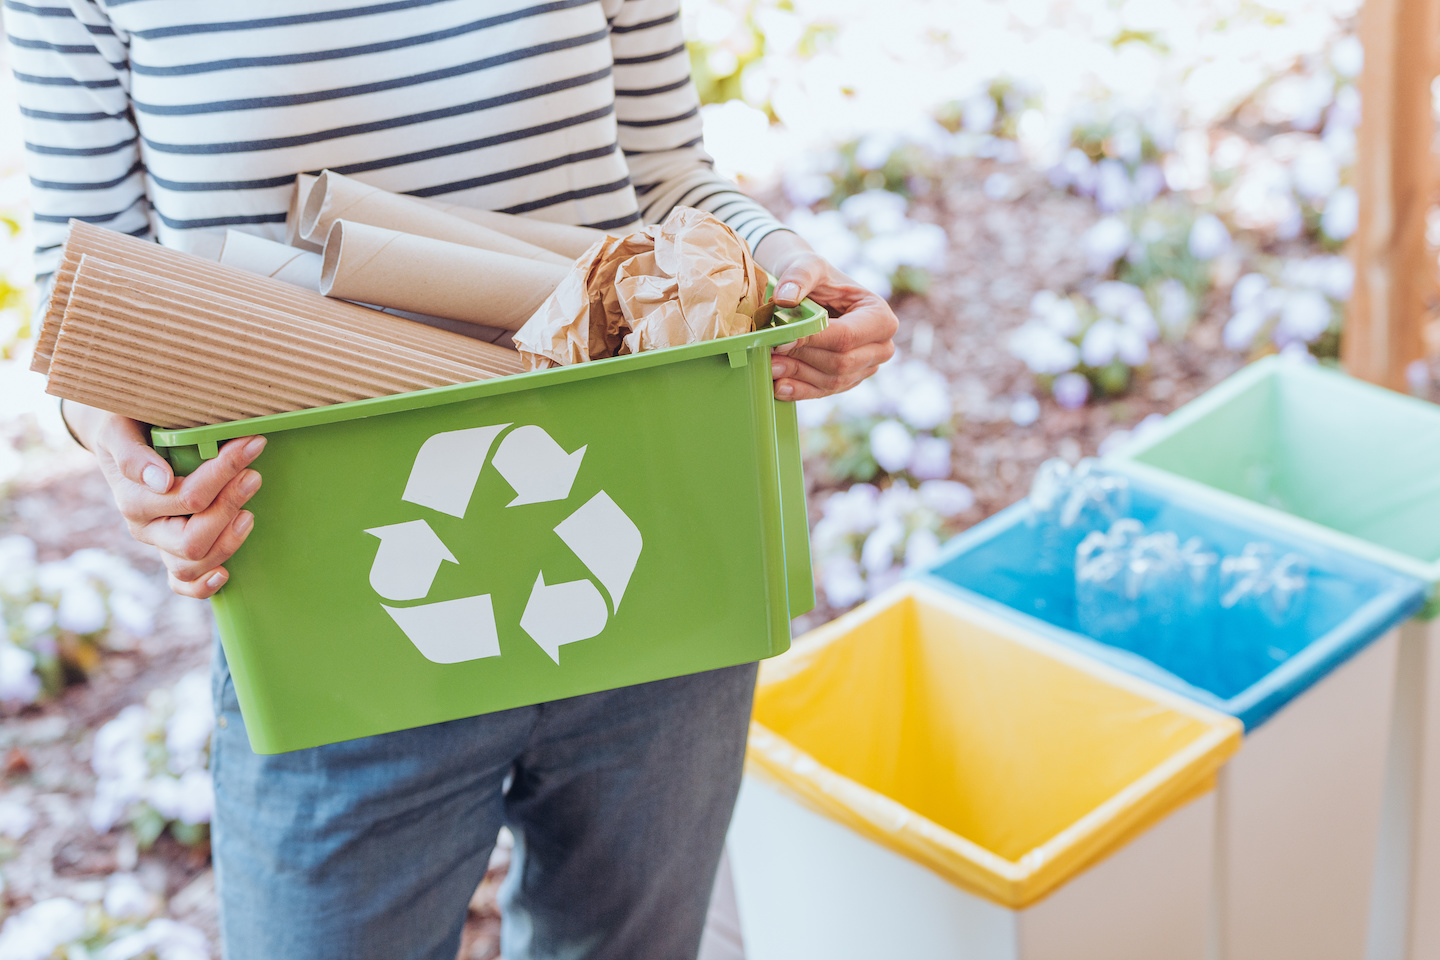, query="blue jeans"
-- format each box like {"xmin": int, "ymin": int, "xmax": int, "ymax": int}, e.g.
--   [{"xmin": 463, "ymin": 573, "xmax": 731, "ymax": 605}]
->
[{"xmin": 210, "ymin": 640, "xmax": 756, "ymax": 960}]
